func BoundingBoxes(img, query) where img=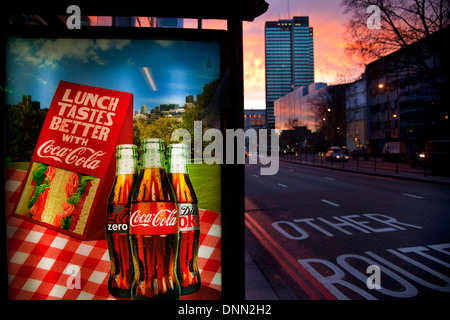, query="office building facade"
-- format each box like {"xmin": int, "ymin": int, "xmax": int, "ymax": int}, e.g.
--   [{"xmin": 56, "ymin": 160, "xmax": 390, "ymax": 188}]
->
[
  {"xmin": 274, "ymin": 82, "xmax": 326, "ymax": 132},
  {"xmin": 244, "ymin": 109, "xmax": 266, "ymax": 130},
  {"xmin": 365, "ymin": 27, "xmax": 449, "ymax": 153},
  {"xmin": 265, "ymin": 16, "xmax": 314, "ymax": 129}
]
